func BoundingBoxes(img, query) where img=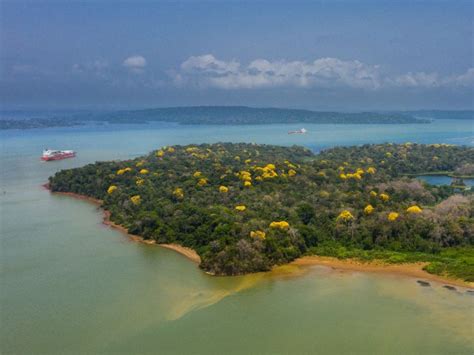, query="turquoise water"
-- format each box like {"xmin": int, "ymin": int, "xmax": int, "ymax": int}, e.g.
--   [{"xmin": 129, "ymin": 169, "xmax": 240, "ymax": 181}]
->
[
  {"xmin": 1, "ymin": 119, "xmax": 473, "ymax": 354},
  {"xmin": 417, "ymin": 175, "xmax": 474, "ymax": 187}
]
